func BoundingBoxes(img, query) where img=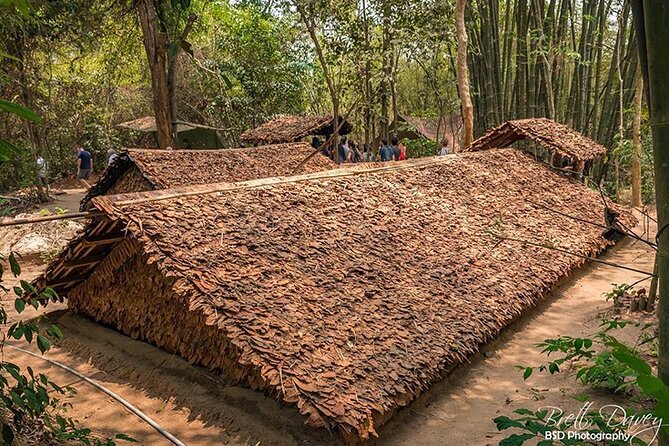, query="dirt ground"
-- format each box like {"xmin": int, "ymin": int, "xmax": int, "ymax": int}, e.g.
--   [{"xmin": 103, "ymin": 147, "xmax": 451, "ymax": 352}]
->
[{"xmin": 1, "ymin": 210, "xmax": 657, "ymax": 446}]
